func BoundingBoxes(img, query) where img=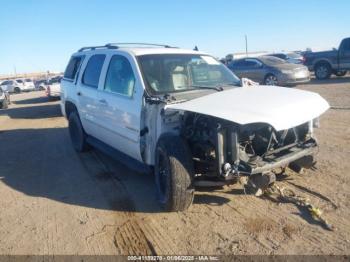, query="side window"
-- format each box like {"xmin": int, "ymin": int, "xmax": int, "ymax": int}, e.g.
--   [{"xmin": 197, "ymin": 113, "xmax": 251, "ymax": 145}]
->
[
  {"xmin": 104, "ymin": 55, "xmax": 135, "ymax": 97},
  {"xmin": 245, "ymin": 59, "xmax": 262, "ymax": 68},
  {"xmin": 82, "ymin": 55, "xmax": 106, "ymax": 88},
  {"xmin": 232, "ymin": 60, "xmax": 246, "ymax": 67},
  {"xmin": 64, "ymin": 56, "xmax": 83, "ymax": 80},
  {"xmin": 344, "ymin": 39, "xmax": 350, "ymax": 51}
]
